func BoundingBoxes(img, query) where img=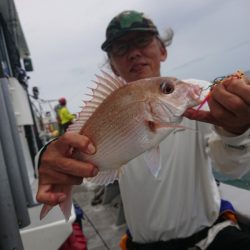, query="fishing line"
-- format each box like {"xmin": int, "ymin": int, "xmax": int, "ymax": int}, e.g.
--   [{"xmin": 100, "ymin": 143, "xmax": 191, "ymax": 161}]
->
[
  {"xmin": 196, "ymin": 70, "xmax": 245, "ymax": 111},
  {"xmin": 83, "ymin": 211, "xmax": 111, "ymax": 250}
]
